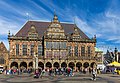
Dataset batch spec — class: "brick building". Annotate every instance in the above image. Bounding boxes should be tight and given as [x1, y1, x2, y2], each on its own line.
[0, 42, 8, 68]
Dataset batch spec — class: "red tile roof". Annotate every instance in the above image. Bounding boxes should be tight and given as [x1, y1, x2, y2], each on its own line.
[15, 21, 89, 39]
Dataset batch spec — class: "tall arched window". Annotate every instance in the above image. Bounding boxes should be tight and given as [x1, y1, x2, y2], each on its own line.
[74, 46, 78, 56]
[81, 46, 85, 56]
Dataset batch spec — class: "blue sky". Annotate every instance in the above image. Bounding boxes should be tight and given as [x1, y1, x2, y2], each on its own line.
[0, 0, 120, 53]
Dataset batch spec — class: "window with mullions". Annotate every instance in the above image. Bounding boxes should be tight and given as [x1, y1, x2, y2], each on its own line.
[81, 46, 85, 56]
[22, 45, 27, 55]
[53, 42, 58, 49]
[61, 51, 66, 57]
[74, 46, 78, 56]
[16, 44, 19, 55]
[46, 51, 52, 58]
[88, 46, 91, 56]
[68, 46, 71, 56]
[63, 42, 66, 49]
[60, 42, 66, 49]
[46, 42, 52, 49]
[30, 44, 34, 56]
[38, 45, 43, 56]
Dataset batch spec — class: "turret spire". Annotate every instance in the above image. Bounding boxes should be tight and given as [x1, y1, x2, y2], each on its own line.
[53, 10, 59, 23]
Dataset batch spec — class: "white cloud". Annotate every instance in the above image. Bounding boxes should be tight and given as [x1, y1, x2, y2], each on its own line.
[89, 10, 120, 42]
[114, 40, 120, 44]
[0, 18, 20, 35]
[0, 1, 26, 17]
[75, 16, 100, 38]
[107, 36, 120, 41]
[38, 0, 75, 20]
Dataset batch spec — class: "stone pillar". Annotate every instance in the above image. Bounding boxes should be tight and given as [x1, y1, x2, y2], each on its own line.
[52, 63, 53, 68]
[44, 62, 46, 69]
[18, 63, 20, 69]
[74, 63, 76, 71]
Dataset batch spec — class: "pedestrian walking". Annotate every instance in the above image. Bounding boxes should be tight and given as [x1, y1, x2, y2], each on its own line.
[92, 68, 97, 81]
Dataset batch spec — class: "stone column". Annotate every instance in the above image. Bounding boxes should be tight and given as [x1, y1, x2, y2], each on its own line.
[44, 62, 46, 69]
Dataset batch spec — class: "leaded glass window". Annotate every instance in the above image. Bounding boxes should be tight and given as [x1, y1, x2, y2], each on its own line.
[53, 42, 58, 49]
[38, 45, 43, 56]
[22, 44, 27, 55]
[60, 42, 66, 49]
[54, 51, 59, 58]
[74, 46, 78, 56]
[46, 42, 52, 49]
[68, 46, 71, 56]
[61, 51, 66, 57]
[81, 46, 85, 56]
[30, 44, 34, 56]
[88, 46, 91, 56]
[16, 44, 19, 55]
[46, 51, 52, 58]
[63, 42, 66, 49]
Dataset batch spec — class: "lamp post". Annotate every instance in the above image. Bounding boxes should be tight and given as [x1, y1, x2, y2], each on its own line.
[114, 48, 118, 62]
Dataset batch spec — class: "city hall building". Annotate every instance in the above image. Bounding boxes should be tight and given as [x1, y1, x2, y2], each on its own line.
[8, 14, 96, 71]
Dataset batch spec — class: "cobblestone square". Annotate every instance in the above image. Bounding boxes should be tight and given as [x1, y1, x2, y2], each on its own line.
[0, 73, 120, 83]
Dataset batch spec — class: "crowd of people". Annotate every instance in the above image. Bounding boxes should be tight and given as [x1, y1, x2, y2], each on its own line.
[1, 67, 97, 81]
[34, 67, 74, 78]
[3, 68, 33, 75]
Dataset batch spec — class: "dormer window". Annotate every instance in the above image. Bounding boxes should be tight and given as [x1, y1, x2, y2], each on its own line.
[50, 23, 60, 27]
[28, 25, 38, 38]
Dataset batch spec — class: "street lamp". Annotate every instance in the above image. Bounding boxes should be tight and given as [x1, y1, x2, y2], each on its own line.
[114, 48, 118, 62]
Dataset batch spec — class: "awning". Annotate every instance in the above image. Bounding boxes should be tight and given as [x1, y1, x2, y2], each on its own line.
[107, 61, 120, 67]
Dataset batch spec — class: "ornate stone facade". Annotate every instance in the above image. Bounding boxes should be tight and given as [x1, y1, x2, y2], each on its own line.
[8, 14, 96, 71]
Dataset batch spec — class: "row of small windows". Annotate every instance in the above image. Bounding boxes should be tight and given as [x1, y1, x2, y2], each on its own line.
[28, 34, 38, 38]
[16, 44, 43, 56]
[72, 36, 81, 39]
[46, 51, 66, 58]
[15, 44, 91, 56]
[46, 42, 66, 49]
[68, 46, 91, 56]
